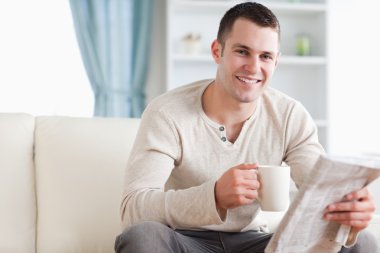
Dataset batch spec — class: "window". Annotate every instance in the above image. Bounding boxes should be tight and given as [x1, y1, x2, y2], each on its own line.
[0, 0, 93, 117]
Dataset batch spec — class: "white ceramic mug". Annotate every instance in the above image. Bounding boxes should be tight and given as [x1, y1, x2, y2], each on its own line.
[257, 165, 290, 211]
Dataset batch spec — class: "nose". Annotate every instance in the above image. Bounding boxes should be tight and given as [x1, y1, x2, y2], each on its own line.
[244, 56, 260, 74]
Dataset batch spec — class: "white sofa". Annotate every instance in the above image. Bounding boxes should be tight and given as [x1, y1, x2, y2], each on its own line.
[0, 113, 379, 253]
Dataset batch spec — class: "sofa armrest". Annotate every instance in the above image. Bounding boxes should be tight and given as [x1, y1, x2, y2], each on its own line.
[0, 113, 36, 252]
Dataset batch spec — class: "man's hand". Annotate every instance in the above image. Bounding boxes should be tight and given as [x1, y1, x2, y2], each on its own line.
[215, 164, 259, 212]
[324, 187, 376, 232]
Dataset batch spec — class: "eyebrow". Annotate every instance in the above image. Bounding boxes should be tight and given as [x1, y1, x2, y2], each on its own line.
[232, 43, 276, 56]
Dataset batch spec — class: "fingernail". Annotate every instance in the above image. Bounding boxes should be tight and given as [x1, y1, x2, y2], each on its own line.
[328, 204, 335, 211]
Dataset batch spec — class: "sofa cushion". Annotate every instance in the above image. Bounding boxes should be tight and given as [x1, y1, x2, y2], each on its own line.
[34, 116, 139, 253]
[0, 113, 36, 253]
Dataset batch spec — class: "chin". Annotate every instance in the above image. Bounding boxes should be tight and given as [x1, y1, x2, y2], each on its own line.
[236, 91, 262, 103]
[236, 95, 258, 104]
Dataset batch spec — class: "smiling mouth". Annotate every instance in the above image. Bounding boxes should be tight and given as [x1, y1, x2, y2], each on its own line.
[236, 76, 262, 85]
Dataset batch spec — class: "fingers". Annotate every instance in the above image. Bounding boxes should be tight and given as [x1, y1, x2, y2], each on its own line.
[243, 171, 258, 180]
[326, 199, 375, 213]
[325, 211, 373, 221]
[324, 211, 372, 231]
[344, 187, 372, 201]
[241, 179, 260, 190]
[238, 188, 258, 200]
[324, 187, 376, 232]
[235, 167, 260, 189]
[327, 187, 375, 213]
[229, 169, 260, 195]
[229, 164, 258, 182]
[229, 190, 259, 207]
[232, 164, 260, 200]
[215, 164, 260, 210]
[237, 163, 259, 170]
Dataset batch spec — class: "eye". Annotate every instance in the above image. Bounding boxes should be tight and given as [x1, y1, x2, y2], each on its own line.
[236, 49, 248, 56]
[261, 54, 273, 61]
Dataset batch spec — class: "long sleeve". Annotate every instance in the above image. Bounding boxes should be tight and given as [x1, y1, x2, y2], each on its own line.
[282, 102, 364, 248]
[120, 108, 224, 229]
[119, 82, 329, 233]
[283, 101, 325, 188]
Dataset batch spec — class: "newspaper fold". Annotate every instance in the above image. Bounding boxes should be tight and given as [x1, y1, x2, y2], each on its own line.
[265, 155, 380, 253]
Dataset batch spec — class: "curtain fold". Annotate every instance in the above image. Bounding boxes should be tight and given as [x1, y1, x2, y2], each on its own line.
[131, 0, 153, 117]
[69, 0, 154, 117]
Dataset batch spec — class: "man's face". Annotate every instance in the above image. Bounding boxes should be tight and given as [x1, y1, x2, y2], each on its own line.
[212, 18, 279, 104]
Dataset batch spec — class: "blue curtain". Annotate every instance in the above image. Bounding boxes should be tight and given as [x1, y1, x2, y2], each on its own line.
[69, 0, 154, 117]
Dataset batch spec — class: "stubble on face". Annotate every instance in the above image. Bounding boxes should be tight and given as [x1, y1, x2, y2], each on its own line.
[213, 19, 279, 106]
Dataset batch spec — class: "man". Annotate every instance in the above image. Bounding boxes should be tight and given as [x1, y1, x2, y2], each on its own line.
[115, 2, 378, 252]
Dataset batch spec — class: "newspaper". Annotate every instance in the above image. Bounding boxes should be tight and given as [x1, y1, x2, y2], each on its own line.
[265, 155, 380, 253]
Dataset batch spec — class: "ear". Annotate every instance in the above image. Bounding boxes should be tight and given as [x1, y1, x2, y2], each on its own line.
[211, 39, 222, 64]
[274, 51, 281, 69]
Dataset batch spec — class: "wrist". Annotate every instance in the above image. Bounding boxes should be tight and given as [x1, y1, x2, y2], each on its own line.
[214, 181, 227, 220]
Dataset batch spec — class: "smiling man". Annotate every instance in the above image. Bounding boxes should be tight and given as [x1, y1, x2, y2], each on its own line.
[115, 2, 379, 253]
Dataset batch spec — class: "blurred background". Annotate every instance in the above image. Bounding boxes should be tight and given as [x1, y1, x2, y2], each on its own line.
[0, 0, 379, 211]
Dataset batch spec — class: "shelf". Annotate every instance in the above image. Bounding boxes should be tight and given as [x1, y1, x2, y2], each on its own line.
[172, 0, 327, 14]
[279, 56, 326, 65]
[172, 54, 326, 65]
[167, 0, 329, 150]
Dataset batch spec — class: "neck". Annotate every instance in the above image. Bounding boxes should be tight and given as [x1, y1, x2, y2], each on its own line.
[202, 81, 257, 126]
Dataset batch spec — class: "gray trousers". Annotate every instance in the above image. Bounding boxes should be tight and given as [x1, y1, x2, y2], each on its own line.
[115, 221, 379, 253]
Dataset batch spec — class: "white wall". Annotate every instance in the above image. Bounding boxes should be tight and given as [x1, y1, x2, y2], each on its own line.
[329, 0, 380, 213]
[0, 1, 93, 117]
[146, 1, 380, 213]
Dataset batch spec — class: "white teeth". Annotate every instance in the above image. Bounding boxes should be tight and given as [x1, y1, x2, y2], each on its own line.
[237, 76, 260, 84]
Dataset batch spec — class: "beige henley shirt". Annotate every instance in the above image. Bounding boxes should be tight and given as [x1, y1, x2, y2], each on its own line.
[120, 79, 325, 232]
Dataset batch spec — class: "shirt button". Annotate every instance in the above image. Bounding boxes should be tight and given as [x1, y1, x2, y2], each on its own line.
[219, 126, 225, 131]
[221, 136, 227, 142]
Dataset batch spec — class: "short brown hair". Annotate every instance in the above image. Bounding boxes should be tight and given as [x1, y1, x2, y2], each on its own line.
[217, 2, 280, 48]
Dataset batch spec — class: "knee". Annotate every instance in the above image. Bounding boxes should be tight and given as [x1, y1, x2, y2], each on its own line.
[115, 221, 174, 253]
[353, 230, 379, 253]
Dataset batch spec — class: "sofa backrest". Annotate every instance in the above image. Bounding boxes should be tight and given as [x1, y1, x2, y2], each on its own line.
[34, 116, 140, 253]
[0, 114, 36, 253]
[2, 113, 379, 251]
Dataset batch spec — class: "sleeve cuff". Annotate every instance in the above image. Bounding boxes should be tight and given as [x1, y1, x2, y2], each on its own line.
[165, 180, 225, 229]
